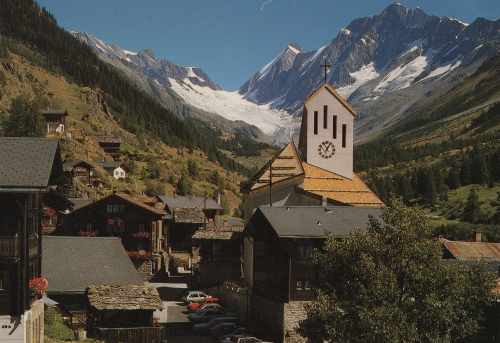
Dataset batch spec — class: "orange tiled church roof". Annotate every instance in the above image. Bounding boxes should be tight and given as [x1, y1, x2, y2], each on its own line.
[301, 162, 384, 207]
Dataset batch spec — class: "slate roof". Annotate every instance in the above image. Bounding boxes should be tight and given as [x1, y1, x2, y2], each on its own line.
[301, 162, 384, 207]
[71, 198, 94, 210]
[41, 109, 68, 121]
[158, 195, 223, 211]
[89, 135, 124, 143]
[87, 285, 163, 311]
[441, 238, 500, 261]
[254, 206, 383, 238]
[0, 137, 63, 191]
[63, 160, 94, 169]
[173, 207, 206, 223]
[192, 223, 244, 240]
[42, 236, 144, 292]
[97, 160, 126, 169]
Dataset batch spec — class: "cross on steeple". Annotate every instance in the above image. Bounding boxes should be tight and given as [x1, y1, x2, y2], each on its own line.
[320, 55, 331, 84]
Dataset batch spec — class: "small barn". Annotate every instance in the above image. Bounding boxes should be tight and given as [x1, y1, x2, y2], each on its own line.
[41, 109, 68, 133]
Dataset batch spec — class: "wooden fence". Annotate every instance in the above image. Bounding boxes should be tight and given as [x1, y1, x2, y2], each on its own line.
[96, 326, 164, 343]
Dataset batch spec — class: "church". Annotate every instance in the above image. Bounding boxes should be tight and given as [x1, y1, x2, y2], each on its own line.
[239, 78, 383, 342]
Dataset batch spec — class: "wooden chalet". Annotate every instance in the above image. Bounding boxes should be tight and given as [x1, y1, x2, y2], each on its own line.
[41, 188, 74, 235]
[157, 195, 223, 271]
[41, 109, 68, 134]
[191, 220, 244, 288]
[0, 137, 65, 343]
[60, 193, 167, 280]
[89, 135, 124, 160]
[158, 195, 223, 223]
[63, 160, 94, 184]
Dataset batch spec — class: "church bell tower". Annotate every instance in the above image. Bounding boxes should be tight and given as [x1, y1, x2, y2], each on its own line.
[298, 57, 356, 179]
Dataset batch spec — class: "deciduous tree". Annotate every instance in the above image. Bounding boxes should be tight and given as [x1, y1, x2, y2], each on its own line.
[297, 197, 496, 343]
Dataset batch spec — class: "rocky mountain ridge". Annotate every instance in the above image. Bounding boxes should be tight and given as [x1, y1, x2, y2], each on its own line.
[73, 3, 500, 144]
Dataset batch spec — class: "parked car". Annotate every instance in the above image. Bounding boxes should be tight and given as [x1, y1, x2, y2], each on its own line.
[219, 327, 253, 343]
[193, 316, 239, 334]
[182, 290, 212, 304]
[187, 297, 220, 312]
[224, 337, 274, 343]
[188, 308, 238, 323]
[210, 321, 240, 336]
[194, 303, 222, 314]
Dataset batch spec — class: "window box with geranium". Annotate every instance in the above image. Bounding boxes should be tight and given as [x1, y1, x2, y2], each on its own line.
[126, 250, 151, 261]
[29, 277, 48, 297]
[132, 231, 150, 239]
[107, 217, 123, 233]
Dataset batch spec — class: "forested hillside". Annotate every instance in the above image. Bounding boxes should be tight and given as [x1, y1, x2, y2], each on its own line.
[0, 0, 273, 175]
[0, 0, 280, 216]
[354, 53, 500, 242]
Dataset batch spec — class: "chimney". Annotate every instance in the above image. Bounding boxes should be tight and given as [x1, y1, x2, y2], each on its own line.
[474, 231, 482, 242]
[321, 196, 327, 206]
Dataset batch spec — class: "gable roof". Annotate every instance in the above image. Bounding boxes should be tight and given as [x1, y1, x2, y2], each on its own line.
[42, 236, 144, 292]
[252, 206, 383, 238]
[300, 162, 384, 207]
[158, 195, 222, 211]
[240, 141, 305, 194]
[192, 222, 244, 240]
[63, 160, 94, 169]
[0, 137, 63, 192]
[97, 160, 126, 169]
[173, 207, 206, 223]
[303, 83, 357, 117]
[441, 238, 500, 261]
[89, 135, 124, 144]
[87, 285, 163, 311]
[71, 193, 167, 215]
[41, 109, 68, 121]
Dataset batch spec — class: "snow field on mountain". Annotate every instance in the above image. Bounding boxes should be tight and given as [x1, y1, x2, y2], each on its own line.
[169, 77, 298, 136]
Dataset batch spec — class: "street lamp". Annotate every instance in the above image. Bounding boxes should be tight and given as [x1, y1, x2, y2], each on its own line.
[285, 331, 291, 343]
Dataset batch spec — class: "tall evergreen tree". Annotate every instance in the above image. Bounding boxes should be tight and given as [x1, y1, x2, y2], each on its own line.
[461, 187, 481, 224]
[3, 93, 47, 137]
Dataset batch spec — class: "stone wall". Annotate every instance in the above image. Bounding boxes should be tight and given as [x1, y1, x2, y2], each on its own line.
[132, 255, 163, 281]
[283, 301, 308, 343]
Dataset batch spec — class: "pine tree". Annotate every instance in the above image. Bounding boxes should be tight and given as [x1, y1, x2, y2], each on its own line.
[461, 187, 481, 224]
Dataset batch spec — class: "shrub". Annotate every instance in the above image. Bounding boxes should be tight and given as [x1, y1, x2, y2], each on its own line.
[44, 307, 75, 340]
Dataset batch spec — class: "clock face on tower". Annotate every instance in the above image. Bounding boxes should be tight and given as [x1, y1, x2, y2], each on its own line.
[318, 141, 335, 159]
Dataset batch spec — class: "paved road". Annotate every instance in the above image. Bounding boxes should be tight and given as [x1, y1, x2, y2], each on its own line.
[146, 277, 218, 343]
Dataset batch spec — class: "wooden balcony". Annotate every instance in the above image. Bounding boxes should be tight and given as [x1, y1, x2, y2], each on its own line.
[0, 236, 18, 257]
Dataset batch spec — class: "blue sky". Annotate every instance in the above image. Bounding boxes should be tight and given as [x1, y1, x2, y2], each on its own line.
[37, 0, 500, 91]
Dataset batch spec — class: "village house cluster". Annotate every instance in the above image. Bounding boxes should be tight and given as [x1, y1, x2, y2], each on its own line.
[2, 80, 500, 343]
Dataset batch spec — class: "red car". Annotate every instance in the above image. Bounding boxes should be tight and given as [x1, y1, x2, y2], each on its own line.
[187, 297, 219, 312]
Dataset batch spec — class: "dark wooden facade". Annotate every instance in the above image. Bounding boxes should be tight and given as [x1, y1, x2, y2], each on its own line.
[248, 210, 321, 303]
[61, 193, 165, 253]
[89, 136, 124, 161]
[0, 193, 43, 316]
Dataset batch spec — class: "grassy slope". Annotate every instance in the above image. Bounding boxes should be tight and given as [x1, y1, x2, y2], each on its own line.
[0, 51, 249, 214]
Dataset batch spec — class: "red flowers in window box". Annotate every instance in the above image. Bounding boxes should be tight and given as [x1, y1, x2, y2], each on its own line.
[43, 206, 56, 217]
[132, 231, 150, 239]
[29, 277, 48, 296]
[126, 250, 151, 260]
